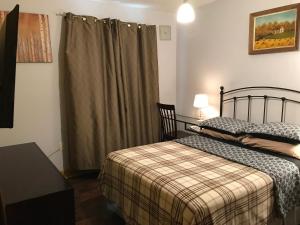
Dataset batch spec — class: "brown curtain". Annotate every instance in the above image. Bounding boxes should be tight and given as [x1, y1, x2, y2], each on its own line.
[61, 14, 160, 171]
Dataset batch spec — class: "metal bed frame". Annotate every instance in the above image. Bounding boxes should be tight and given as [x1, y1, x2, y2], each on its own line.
[219, 86, 300, 123]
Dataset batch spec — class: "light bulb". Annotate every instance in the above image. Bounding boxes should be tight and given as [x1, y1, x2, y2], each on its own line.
[177, 2, 195, 24]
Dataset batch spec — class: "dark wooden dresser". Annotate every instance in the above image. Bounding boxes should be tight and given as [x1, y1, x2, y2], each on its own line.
[0, 143, 75, 225]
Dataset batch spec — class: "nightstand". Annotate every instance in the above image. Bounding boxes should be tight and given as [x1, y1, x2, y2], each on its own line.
[175, 114, 202, 134]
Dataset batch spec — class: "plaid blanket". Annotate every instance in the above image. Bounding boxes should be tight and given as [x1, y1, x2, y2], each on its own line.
[99, 140, 274, 225]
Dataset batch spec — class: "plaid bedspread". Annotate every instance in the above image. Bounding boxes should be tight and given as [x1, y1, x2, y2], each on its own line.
[99, 141, 274, 225]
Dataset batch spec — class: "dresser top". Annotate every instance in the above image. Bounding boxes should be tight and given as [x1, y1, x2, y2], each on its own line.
[0, 143, 71, 205]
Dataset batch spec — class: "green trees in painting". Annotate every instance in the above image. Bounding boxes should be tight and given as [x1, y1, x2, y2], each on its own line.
[255, 21, 295, 41]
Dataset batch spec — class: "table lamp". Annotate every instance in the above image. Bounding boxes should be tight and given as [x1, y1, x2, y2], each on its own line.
[193, 94, 208, 121]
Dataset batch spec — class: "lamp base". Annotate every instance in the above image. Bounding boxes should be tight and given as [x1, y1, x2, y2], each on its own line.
[198, 109, 206, 121]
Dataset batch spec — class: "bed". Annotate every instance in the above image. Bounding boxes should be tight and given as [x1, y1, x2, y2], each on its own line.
[99, 86, 300, 225]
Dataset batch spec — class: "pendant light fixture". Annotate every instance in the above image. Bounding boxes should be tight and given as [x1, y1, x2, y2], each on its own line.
[177, 0, 195, 24]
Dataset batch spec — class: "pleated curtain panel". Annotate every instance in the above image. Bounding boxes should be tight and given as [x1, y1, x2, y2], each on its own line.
[62, 13, 160, 171]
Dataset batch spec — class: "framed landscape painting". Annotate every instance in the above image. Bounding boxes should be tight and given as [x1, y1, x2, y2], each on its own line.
[249, 4, 300, 54]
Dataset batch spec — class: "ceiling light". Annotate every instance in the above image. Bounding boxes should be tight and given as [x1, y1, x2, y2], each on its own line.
[177, 1, 195, 24]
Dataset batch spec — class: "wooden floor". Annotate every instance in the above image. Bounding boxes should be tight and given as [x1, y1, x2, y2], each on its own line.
[70, 176, 125, 225]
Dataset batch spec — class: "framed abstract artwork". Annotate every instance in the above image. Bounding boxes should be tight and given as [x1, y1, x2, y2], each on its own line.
[0, 11, 52, 63]
[249, 4, 300, 55]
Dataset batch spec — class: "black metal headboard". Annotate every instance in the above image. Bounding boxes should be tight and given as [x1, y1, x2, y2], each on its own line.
[220, 86, 300, 123]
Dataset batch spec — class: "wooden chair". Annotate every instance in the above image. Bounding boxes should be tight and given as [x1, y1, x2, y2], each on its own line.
[157, 103, 191, 141]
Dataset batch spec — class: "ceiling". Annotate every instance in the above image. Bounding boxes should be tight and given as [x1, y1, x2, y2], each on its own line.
[96, 0, 216, 11]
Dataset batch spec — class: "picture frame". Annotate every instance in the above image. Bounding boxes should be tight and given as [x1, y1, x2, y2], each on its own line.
[159, 25, 171, 41]
[249, 3, 300, 55]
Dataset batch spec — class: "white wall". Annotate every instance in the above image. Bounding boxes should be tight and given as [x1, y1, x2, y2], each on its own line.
[0, 0, 177, 170]
[177, 0, 300, 121]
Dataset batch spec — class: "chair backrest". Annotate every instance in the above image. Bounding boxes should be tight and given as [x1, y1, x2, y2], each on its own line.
[157, 103, 177, 141]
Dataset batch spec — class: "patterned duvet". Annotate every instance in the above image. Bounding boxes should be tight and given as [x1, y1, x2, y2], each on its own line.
[99, 140, 275, 225]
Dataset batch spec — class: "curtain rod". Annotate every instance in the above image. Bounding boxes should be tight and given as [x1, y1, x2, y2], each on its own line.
[56, 12, 89, 21]
[56, 12, 66, 17]
[56, 12, 86, 18]
[55, 12, 144, 28]
[56, 12, 103, 22]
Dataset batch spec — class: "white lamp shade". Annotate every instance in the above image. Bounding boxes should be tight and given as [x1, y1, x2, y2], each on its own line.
[177, 2, 195, 24]
[193, 94, 208, 109]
